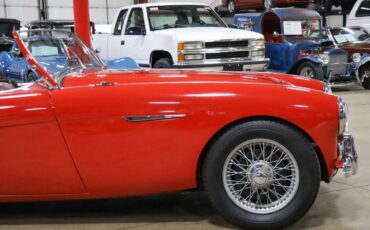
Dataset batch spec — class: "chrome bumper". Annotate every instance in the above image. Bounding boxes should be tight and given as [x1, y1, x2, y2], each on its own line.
[338, 133, 358, 178]
[173, 58, 270, 71]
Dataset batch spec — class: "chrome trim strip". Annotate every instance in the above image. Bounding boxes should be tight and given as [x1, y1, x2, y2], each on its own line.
[123, 114, 186, 122]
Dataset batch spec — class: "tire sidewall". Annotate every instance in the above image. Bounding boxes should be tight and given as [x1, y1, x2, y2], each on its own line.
[204, 122, 320, 229]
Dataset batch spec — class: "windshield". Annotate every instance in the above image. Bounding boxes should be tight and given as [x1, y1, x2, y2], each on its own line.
[19, 30, 105, 82]
[283, 19, 321, 39]
[330, 27, 370, 44]
[147, 5, 226, 30]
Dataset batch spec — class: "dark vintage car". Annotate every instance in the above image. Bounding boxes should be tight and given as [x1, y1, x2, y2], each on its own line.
[0, 29, 358, 230]
[0, 18, 20, 52]
[221, 0, 313, 14]
[324, 26, 370, 88]
[233, 8, 360, 87]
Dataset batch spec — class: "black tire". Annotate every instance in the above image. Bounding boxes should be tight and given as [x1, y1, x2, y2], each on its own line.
[297, 61, 324, 81]
[359, 64, 370, 90]
[27, 72, 37, 82]
[203, 120, 321, 230]
[227, 0, 236, 14]
[153, 57, 173, 69]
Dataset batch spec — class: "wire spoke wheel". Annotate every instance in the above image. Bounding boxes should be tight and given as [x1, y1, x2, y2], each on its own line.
[223, 138, 299, 214]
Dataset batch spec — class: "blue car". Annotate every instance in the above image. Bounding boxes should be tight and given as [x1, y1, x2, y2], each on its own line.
[0, 35, 139, 83]
[233, 8, 361, 86]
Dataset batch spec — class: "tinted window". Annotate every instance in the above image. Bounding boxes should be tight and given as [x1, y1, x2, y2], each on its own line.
[356, 0, 370, 17]
[113, 9, 128, 35]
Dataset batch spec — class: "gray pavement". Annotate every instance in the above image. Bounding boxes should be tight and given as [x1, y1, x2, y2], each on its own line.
[0, 85, 368, 230]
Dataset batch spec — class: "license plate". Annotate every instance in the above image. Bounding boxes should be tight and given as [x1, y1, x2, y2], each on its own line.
[223, 64, 243, 71]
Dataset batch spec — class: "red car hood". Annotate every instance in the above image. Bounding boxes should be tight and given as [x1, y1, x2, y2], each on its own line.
[62, 69, 324, 92]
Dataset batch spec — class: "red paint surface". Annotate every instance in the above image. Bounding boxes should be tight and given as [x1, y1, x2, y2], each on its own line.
[0, 68, 340, 201]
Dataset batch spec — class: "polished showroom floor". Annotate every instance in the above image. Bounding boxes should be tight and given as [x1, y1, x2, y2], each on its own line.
[0, 85, 369, 230]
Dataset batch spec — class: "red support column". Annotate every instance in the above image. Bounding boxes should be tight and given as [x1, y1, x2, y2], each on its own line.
[73, 0, 92, 48]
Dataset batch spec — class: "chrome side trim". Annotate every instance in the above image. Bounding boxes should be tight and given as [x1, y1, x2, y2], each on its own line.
[123, 114, 186, 122]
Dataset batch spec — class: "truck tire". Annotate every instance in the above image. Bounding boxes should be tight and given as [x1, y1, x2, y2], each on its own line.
[359, 64, 370, 90]
[297, 61, 324, 81]
[153, 58, 173, 69]
[203, 120, 321, 230]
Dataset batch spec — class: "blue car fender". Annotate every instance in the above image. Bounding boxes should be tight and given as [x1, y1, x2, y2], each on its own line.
[288, 55, 323, 74]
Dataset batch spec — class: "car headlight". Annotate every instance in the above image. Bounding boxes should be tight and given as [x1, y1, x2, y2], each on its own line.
[352, 53, 361, 64]
[319, 53, 330, 65]
[178, 42, 203, 50]
[249, 40, 265, 47]
[338, 98, 349, 135]
[251, 50, 265, 58]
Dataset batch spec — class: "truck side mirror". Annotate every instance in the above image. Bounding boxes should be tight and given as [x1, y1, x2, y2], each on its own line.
[127, 27, 146, 35]
[11, 48, 21, 57]
[273, 31, 280, 37]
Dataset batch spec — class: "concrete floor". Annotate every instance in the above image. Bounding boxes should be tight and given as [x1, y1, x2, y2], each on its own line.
[0, 85, 369, 230]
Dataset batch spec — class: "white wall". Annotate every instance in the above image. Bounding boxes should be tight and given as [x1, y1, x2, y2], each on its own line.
[0, 0, 39, 23]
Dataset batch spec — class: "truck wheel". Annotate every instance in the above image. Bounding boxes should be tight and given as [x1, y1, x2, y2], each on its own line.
[297, 61, 324, 81]
[360, 65, 370, 90]
[227, 0, 236, 14]
[203, 120, 321, 230]
[153, 58, 173, 69]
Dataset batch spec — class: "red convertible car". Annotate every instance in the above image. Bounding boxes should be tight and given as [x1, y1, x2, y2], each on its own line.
[222, 0, 314, 14]
[0, 30, 358, 230]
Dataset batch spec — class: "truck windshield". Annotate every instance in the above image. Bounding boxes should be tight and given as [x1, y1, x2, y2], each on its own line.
[147, 5, 226, 30]
[282, 19, 321, 39]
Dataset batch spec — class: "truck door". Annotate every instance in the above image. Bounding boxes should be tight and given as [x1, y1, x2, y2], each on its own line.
[108, 8, 149, 66]
[107, 9, 129, 60]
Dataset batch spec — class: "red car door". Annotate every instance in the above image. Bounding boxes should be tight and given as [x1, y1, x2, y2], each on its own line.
[50, 81, 205, 198]
[0, 84, 86, 195]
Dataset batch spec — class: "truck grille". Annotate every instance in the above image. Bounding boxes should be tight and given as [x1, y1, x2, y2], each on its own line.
[205, 40, 249, 49]
[206, 51, 249, 59]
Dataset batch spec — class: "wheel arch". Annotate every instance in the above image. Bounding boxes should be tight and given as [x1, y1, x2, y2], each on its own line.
[150, 50, 173, 67]
[288, 58, 321, 75]
[196, 115, 329, 190]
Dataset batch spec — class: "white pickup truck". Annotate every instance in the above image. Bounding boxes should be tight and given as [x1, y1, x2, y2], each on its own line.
[92, 2, 269, 71]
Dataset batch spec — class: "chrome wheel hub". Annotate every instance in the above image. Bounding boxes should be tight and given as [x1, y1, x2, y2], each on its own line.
[223, 139, 299, 214]
[248, 161, 274, 188]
